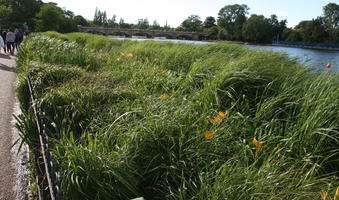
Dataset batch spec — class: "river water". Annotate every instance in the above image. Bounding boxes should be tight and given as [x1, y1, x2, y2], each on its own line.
[246, 45, 339, 71]
[116, 37, 339, 71]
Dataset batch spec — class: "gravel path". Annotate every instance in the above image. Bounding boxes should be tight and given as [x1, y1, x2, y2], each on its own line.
[0, 53, 27, 200]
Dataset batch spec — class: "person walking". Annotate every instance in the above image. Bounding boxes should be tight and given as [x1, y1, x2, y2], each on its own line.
[0, 35, 4, 54]
[14, 29, 23, 51]
[1, 30, 7, 53]
[6, 29, 15, 55]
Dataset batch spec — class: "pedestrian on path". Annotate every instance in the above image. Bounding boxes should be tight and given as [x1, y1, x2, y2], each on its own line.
[0, 35, 4, 54]
[15, 29, 23, 51]
[6, 29, 15, 55]
[1, 30, 6, 53]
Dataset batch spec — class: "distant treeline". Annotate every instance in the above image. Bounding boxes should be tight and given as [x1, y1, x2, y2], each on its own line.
[0, 0, 338, 43]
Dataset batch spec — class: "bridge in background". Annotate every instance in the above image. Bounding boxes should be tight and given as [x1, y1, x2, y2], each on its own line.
[78, 26, 202, 40]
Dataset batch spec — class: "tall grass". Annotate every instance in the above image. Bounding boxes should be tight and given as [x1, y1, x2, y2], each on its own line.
[15, 32, 339, 199]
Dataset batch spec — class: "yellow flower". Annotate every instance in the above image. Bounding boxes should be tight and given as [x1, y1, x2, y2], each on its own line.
[253, 137, 265, 152]
[126, 53, 133, 58]
[242, 94, 246, 100]
[334, 187, 339, 200]
[204, 130, 214, 139]
[120, 52, 125, 56]
[160, 94, 167, 100]
[218, 111, 227, 119]
[154, 58, 158, 62]
[321, 191, 328, 200]
[321, 187, 339, 200]
[116, 57, 120, 62]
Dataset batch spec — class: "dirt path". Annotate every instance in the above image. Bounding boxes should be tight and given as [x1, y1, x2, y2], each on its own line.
[0, 53, 26, 200]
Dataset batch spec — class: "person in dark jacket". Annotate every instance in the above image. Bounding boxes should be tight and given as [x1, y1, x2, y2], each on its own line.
[15, 29, 24, 50]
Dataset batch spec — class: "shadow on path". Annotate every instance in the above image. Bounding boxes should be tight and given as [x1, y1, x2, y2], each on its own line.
[0, 53, 12, 60]
[0, 63, 15, 73]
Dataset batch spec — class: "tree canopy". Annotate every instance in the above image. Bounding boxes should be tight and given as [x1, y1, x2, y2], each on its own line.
[218, 4, 249, 40]
[203, 16, 216, 28]
[0, 0, 42, 30]
[323, 3, 339, 42]
[242, 14, 272, 43]
[178, 14, 203, 32]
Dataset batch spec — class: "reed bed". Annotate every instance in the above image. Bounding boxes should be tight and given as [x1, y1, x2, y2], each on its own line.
[15, 32, 339, 200]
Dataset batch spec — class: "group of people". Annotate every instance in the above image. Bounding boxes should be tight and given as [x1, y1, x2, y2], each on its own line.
[0, 29, 25, 56]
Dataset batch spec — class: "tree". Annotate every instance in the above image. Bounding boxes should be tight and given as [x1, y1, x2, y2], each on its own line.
[60, 9, 77, 33]
[108, 14, 117, 28]
[294, 18, 328, 42]
[35, 3, 64, 31]
[323, 3, 339, 42]
[119, 18, 131, 28]
[93, 7, 101, 25]
[217, 27, 228, 40]
[74, 15, 89, 26]
[282, 28, 302, 41]
[218, 4, 249, 40]
[180, 14, 202, 32]
[93, 7, 107, 26]
[151, 20, 160, 30]
[203, 26, 218, 40]
[203, 16, 216, 28]
[0, 0, 42, 30]
[0, 3, 13, 27]
[135, 18, 149, 29]
[242, 14, 272, 43]
[268, 14, 287, 41]
[34, 3, 77, 33]
[102, 11, 108, 27]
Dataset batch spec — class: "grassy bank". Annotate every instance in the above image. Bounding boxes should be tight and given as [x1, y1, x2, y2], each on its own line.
[16, 32, 339, 199]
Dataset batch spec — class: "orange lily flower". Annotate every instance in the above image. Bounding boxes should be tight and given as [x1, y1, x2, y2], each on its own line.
[253, 137, 265, 152]
[160, 94, 167, 100]
[204, 130, 214, 139]
[218, 111, 228, 118]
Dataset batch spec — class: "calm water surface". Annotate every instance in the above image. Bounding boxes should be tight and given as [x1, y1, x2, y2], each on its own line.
[116, 37, 339, 71]
[247, 45, 339, 71]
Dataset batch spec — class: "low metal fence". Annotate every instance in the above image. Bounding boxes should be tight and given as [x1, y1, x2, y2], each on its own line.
[27, 74, 60, 200]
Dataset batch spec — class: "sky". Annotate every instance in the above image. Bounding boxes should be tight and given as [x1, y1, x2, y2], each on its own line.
[42, 0, 338, 28]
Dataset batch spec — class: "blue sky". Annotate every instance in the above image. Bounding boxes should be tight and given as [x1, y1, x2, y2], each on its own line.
[42, 0, 338, 28]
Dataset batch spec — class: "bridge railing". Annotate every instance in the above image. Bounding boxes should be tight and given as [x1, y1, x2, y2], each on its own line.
[77, 25, 201, 35]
